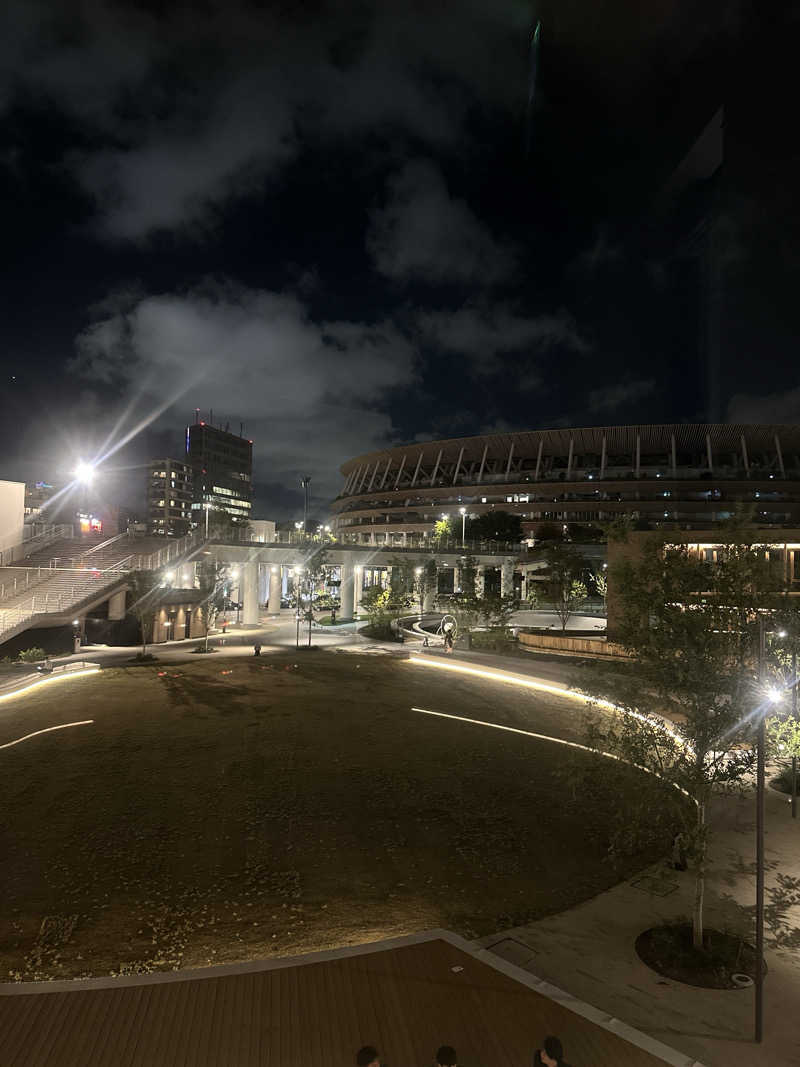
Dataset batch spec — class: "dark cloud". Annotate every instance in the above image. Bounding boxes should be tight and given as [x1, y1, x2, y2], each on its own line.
[727, 388, 800, 426]
[417, 302, 587, 374]
[587, 379, 655, 412]
[367, 160, 517, 284]
[2, 1, 528, 242]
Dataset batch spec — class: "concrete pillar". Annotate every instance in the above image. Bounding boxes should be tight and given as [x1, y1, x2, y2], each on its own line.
[423, 564, 437, 612]
[453, 561, 461, 593]
[500, 559, 515, 599]
[242, 560, 259, 625]
[476, 566, 486, 597]
[108, 588, 126, 621]
[354, 566, 364, 615]
[340, 562, 355, 620]
[268, 566, 281, 614]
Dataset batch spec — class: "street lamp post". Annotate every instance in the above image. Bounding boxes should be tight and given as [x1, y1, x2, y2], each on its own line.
[459, 506, 466, 548]
[294, 567, 302, 650]
[756, 615, 766, 1044]
[792, 647, 798, 820]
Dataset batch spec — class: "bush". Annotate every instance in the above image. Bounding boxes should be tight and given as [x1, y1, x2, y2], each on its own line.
[469, 628, 518, 654]
[18, 647, 47, 663]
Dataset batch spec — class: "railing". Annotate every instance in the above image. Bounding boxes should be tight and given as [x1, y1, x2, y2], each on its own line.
[134, 528, 204, 571]
[0, 566, 46, 603]
[0, 524, 74, 567]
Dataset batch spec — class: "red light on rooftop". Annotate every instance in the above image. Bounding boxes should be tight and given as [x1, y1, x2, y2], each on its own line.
[200, 421, 205, 425]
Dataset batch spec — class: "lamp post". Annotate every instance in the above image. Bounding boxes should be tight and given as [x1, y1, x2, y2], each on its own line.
[756, 615, 766, 1044]
[293, 567, 302, 650]
[459, 506, 466, 548]
[756, 618, 785, 1043]
[415, 566, 423, 616]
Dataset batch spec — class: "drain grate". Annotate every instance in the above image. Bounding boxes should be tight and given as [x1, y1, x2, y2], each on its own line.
[629, 875, 679, 897]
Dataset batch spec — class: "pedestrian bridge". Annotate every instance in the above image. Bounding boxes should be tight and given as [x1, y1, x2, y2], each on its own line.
[0, 528, 521, 647]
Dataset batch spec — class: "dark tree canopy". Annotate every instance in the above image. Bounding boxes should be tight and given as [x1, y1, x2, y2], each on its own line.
[466, 511, 523, 543]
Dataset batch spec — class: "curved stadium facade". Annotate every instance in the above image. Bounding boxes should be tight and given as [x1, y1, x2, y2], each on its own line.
[331, 424, 800, 545]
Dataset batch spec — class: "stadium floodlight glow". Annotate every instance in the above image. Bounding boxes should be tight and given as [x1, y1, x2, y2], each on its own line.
[74, 460, 95, 484]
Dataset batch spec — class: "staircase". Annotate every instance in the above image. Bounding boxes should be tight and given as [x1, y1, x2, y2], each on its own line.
[0, 529, 205, 648]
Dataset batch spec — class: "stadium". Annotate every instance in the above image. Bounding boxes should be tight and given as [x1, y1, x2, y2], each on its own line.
[331, 423, 800, 544]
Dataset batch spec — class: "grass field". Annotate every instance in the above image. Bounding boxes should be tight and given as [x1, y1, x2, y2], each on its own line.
[0, 651, 670, 981]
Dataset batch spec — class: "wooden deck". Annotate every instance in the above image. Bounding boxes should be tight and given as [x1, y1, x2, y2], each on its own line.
[0, 931, 689, 1066]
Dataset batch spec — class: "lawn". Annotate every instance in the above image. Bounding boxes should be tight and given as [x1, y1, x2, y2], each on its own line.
[0, 651, 670, 981]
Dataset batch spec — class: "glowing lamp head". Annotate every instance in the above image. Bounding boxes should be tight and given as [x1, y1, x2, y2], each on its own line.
[767, 686, 783, 704]
[74, 461, 94, 484]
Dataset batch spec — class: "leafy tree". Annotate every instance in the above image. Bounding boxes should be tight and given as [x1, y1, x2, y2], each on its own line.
[433, 517, 454, 545]
[476, 591, 518, 630]
[575, 523, 787, 949]
[466, 511, 523, 544]
[197, 559, 227, 652]
[534, 522, 560, 542]
[543, 545, 587, 631]
[593, 569, 608, 611]
[127, 570, 164, 656]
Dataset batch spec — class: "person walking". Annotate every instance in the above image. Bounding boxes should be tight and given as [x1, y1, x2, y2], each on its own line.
[331, 605, 337, 624]
[253, 642, 262, 657]
[534, 1035, 571, 1067]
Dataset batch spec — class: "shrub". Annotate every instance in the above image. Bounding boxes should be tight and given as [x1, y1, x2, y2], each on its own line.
[18, 647, 46, 663]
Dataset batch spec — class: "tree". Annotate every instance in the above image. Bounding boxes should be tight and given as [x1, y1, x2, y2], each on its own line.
[127, 570, 164, 656]
[197, 559, 227, 652]
[535, 522, 560, 543]
[544, 545, 587, 631]
[466, 511, 523, 544]
[432, 517, 454, 545]
[593, 569, 608, 612]
[575, 523, 786, 950]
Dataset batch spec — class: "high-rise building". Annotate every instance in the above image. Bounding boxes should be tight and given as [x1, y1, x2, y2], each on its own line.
[186, 418, 253, 525]
[147, 458, 194, 537]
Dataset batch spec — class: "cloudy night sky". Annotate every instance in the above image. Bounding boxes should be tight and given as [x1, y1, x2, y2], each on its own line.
[0, 1, 796, 520]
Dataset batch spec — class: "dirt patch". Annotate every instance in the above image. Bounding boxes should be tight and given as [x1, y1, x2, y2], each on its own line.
[1, 652, 671, 981]
[635, 923, 762, 989]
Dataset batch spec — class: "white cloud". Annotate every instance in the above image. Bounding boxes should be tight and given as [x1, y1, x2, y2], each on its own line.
[367, 160, 516, 284]
[71, 281, 418, 501]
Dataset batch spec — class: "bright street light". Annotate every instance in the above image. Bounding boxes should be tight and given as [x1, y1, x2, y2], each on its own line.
[459, 506, 466, 547]
[74, 461, 94, 484]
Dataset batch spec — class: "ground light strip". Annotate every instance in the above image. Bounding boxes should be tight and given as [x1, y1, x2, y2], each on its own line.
[406, 655, 687, 749]
[0, 666, 101, 705]
[0, 720, 94, 750]
[409, 706, 693, 802]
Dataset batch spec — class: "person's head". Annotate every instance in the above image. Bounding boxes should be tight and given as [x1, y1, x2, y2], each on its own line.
[356, 1046, 380, 1067]
[436, 1046, 457, 1066]
[538, 1036, 564, 1067]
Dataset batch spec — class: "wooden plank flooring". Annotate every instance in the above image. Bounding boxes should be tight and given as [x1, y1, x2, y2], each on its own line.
[0, 937, 671, 1066]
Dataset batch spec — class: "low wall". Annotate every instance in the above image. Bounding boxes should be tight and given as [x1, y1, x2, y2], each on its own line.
[518, 631, 630, 658]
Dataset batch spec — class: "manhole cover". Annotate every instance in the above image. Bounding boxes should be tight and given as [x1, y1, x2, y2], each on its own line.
[630, 875, 679, 897]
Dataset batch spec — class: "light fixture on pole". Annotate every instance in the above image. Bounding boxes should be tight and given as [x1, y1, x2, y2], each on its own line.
[756, 617, 783, 1044]
[459, 506, 466, 547]
[293, 566, 303, 650]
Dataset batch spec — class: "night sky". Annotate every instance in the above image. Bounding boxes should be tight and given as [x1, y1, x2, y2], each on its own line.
[1, 1, 796, 519]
